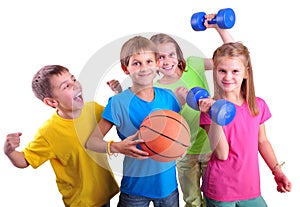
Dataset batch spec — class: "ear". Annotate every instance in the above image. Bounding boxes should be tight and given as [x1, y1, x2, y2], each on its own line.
[156, 59, 160, 66]
[244, 67, 249, 79]
[121, 64, 130, 75]
[43, 97, 58, 108]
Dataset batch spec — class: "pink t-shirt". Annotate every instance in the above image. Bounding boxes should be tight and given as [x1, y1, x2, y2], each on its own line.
[200, 111, 212, 125]
[201, 97, 271, 202]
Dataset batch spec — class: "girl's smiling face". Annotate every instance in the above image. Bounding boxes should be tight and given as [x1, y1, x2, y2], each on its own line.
[157, 42, 179, 76]
[215, 56, 248, 94]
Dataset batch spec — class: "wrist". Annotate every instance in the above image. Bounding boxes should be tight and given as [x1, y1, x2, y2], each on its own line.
[106, 140, 118, 157]
[272, 162, 285, 175]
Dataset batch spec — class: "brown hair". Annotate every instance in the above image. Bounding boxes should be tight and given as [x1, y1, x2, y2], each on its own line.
[212, 42, 259, 116]
[32, 65, 69, 101]
[150, 33, 186, 71]
[120, 36, 159, 67]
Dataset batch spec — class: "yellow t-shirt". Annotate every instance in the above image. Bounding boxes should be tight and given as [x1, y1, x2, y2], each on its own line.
[23, 102, 119, 207]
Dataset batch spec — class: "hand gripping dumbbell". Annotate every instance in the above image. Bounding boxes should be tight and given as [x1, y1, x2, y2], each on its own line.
[186, 87, 236, 126]
[191, 8, 235, 31]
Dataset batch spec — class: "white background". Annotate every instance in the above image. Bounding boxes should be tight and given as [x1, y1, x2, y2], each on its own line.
[0, 0, 298, 206]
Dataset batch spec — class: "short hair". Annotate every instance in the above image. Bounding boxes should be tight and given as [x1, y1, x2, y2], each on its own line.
[32, 65, 69, 101]
[150, 33, 186, 71]
[120, 36, 159, 67]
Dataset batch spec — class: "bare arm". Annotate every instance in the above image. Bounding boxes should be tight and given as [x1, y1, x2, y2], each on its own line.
[4, 132, 29, 168]
[215, 27, 235, 44]
[85, 118, 113, 152]
[207, 122, 229, 160]
[204, 13, 235, 43]
[258, 124, 292, 193]
[198, 98, 229, 160]
[203, 13, 235, 71]
[85, 118, 149, 159]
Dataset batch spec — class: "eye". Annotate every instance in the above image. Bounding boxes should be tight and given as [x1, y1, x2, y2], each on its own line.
[218, 69, 226, 73]
[170, 53, 176, 58]
[147, 59, 153, 64]
[71, 75, 76, 82]
[63, 84, 70, 90]
[133, 61, 141, 66]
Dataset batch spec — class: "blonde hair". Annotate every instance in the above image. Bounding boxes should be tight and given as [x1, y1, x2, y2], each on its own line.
[212, 42, 259, 116]
[120, 36, 159, 67]
[150, 33, 186, 71]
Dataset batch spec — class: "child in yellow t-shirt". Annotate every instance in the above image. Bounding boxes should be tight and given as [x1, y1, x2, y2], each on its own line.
[4, 65, 119, 207]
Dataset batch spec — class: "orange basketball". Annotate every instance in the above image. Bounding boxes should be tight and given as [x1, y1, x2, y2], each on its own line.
[139, 110, 191, 162]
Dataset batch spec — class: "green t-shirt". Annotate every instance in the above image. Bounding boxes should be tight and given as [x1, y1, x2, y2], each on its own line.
[23, 102, 119, 206]
[155, 56, 211, 154]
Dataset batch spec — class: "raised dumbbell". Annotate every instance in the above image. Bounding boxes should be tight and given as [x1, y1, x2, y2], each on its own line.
[186, 87, 236, 126]
[191, 8, 235, 31]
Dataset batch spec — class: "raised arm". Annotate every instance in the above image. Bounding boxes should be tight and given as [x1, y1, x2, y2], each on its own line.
[4, 132, 29, 168]
[204, 13, 235, 43]
[203, 13, 235, 71]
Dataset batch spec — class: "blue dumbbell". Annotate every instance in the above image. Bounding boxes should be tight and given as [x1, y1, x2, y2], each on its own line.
[191, 8, 235, 31]
[186, 87, 236, 126]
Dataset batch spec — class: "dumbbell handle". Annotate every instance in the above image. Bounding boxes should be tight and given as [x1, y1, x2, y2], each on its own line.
[186, 87, 236, 126]
[208, 19, 218, 25]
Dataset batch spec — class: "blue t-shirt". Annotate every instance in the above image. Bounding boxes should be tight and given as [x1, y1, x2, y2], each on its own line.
[102, 87, 181, 198]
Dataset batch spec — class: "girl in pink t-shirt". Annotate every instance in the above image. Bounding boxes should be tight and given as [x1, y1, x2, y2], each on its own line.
[198, 42, 292, 206]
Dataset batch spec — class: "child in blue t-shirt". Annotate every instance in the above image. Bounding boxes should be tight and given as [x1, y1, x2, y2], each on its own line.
[86, 36, 187, 207]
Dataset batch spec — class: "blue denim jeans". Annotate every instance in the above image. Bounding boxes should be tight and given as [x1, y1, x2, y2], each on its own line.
[117, 189, 179, 207]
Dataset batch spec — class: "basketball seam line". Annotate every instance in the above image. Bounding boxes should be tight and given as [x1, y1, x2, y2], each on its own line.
[140, 125, 190, 148]
[144, 114, 190, 138]
[142, 142, 181, 158]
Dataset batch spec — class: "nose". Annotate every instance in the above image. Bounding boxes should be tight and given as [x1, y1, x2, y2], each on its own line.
[224, 72, 232, 80]
[73, 81, 81, 90]
[140, 62, 152, 72]
[162, 56, 171, 65]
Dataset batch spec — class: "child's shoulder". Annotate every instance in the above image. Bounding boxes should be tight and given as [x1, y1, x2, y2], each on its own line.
[154, 86, 174, 94]
[255, 97, 267, 105]
[85, 101, 104, 109]
[154, 87, 178, 101]
[186, 56, 204, 68]
[83, 101, 105, 115]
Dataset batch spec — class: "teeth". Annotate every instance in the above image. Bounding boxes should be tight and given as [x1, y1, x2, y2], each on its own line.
[163, 66, 173, 70]
[74, 91, 82, 99]
[77, 92, 82, 97]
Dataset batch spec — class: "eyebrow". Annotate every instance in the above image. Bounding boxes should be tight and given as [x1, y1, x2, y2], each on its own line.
[58, 74, 74, 89]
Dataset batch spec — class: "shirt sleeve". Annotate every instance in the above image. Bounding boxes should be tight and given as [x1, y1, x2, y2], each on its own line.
[23, 134, 54, 169]
[257, 97, 272, 124]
